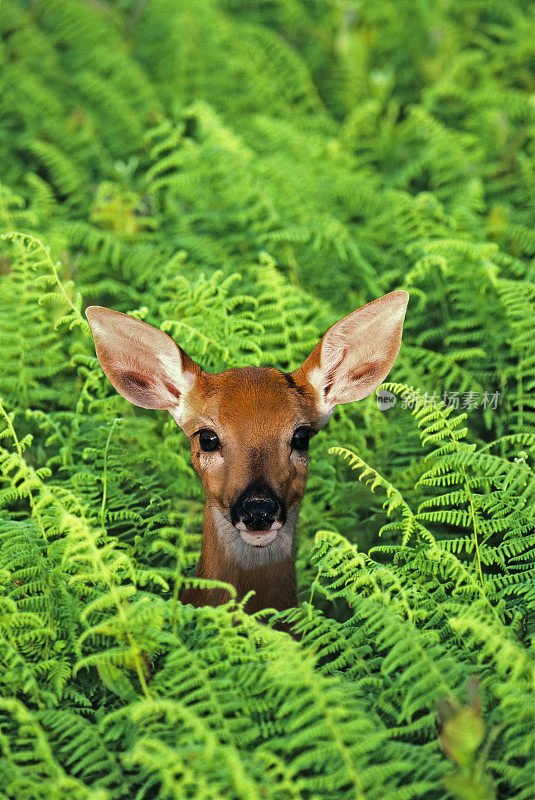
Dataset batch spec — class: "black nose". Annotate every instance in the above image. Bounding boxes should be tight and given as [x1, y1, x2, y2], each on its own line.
[231, 485, 281, 530]
[243, 496, 278, 519]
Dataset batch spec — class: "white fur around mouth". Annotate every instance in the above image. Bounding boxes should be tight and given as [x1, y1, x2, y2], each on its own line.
[235, 521, 281, 547]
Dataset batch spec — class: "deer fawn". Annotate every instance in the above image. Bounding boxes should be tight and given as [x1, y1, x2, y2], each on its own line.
[86, 290, 409, 626]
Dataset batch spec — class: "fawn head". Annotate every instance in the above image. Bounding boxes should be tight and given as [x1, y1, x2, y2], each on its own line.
[86, 290, 408, 568]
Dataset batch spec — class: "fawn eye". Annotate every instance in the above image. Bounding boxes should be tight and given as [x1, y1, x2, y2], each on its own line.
[291, 427, 311, 452]
[199, 429, 220, 452]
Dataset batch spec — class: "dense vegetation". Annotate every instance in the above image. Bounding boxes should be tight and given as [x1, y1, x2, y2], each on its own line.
[1, 1, 534, 798]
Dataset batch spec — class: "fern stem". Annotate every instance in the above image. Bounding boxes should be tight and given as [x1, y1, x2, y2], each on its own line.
[0, 399, 48, 543]
[435, 402, 485, 587]
[100, 417, 120, 529]
[461, 463, 484, 586]
[2, 232, 86, 328]
[78, 526, 152, 701]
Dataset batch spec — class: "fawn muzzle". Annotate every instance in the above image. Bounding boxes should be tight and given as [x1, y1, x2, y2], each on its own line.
[231, 482, 285, 539]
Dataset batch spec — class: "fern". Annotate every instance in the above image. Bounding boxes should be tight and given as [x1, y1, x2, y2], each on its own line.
[0, 1, 533, 797]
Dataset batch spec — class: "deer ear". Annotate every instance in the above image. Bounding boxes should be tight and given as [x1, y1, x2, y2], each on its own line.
[85, 306, 202, 426]
[291, 290, 409, 427]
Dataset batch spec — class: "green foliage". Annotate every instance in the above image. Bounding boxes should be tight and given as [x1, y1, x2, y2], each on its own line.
[0, 0, 534, 798]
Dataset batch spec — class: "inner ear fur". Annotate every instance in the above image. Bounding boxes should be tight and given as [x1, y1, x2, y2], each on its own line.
[85, 306, 202, 412]
[291, 290, 409, 422]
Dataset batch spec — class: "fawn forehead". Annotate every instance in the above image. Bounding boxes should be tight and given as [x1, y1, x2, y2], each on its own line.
[190, 366, 317, 436]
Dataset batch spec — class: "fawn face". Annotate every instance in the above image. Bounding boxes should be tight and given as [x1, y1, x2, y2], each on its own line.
[178, 365, 322, 566]
[86, 291, 408, 567]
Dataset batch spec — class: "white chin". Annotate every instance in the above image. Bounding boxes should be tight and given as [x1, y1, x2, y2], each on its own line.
[238, 528, 278, 547]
